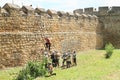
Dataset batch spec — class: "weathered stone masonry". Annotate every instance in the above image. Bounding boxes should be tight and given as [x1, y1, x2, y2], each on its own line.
[98, 6, 120, 48]
[3, 3, 119, 68]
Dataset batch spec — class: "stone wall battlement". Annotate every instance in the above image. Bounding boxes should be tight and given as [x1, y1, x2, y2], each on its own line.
[0, 3, 99, 20]
[74, 6, 120, 16]
[1, 3, 120, 19]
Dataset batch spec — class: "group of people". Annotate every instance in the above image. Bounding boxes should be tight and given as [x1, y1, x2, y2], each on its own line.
[62, 50, 77, 68]
[42, 49, 77, 76]
[43, 37, 77, 76]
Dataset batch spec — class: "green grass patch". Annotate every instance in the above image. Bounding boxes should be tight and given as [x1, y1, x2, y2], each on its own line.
[0, 67, 22, 80]
[1, 50, 120, 80]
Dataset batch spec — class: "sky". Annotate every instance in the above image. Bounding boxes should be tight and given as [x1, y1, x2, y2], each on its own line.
[0, 0, 120, 12]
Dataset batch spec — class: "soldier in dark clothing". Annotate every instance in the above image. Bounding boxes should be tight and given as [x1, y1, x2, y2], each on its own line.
[62, 52, 67, 67]
[72, 51, 77, 66]
[51, 51, 56, 67]
[66, 50, 72, 68]
[66, 53, 71, 68]
[54, 51, 60, 67]
[51, 50, 60, 67]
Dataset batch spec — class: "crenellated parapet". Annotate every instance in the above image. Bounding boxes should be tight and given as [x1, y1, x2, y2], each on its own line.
[98, 6, 120, 16]
[73, 6, 120, 16]
[0, 3, 99, 21]
[1, 3, 120, 19]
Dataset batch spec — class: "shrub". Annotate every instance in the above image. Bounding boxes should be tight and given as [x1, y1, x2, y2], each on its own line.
[15, 68, 34, 80]
[105, 43, 114, 59]
[15, 57, 47, 80]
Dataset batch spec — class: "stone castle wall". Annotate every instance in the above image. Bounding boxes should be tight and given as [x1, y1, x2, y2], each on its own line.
[0, 3, 106, 68]
[0, 14, 103, 68]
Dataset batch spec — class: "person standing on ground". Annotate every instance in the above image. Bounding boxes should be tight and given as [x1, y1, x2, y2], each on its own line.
[55, 51, 61, 67]
[66, 50, 72, 68]
[72, 51, 77, 66]
[62, 52, 67, 67]
[50, 50, 56, 67]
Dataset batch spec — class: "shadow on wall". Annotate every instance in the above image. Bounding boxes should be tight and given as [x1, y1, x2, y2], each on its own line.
[61, 39, 80, 52]
[96, 20, 105, 50]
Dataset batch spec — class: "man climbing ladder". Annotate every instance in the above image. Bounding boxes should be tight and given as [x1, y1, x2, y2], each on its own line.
[45, 37, 51, 51]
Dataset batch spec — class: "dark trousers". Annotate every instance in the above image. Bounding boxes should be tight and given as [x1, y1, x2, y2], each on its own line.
[52, 59, 56, 67]
[45, 43, 51, 51]
[66, 61, 71, 68]
[73, 58, 77, 65]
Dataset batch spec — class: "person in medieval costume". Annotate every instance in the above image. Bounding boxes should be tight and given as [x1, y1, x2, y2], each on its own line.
[72, 50, 77, 66]
[45, 37, 51, 51]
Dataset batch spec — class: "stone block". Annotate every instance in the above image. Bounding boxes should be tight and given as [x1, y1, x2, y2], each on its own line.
[98, 6, 109, 15]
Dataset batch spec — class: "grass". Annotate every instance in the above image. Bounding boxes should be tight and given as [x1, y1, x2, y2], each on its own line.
[0, 50, 120, 80]
[0, 67, 22, 80]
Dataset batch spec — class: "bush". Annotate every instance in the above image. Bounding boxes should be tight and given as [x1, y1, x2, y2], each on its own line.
[105, 43, 114, 59]
[15, 68, 34, 80]
[15, 58, 47, 80]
